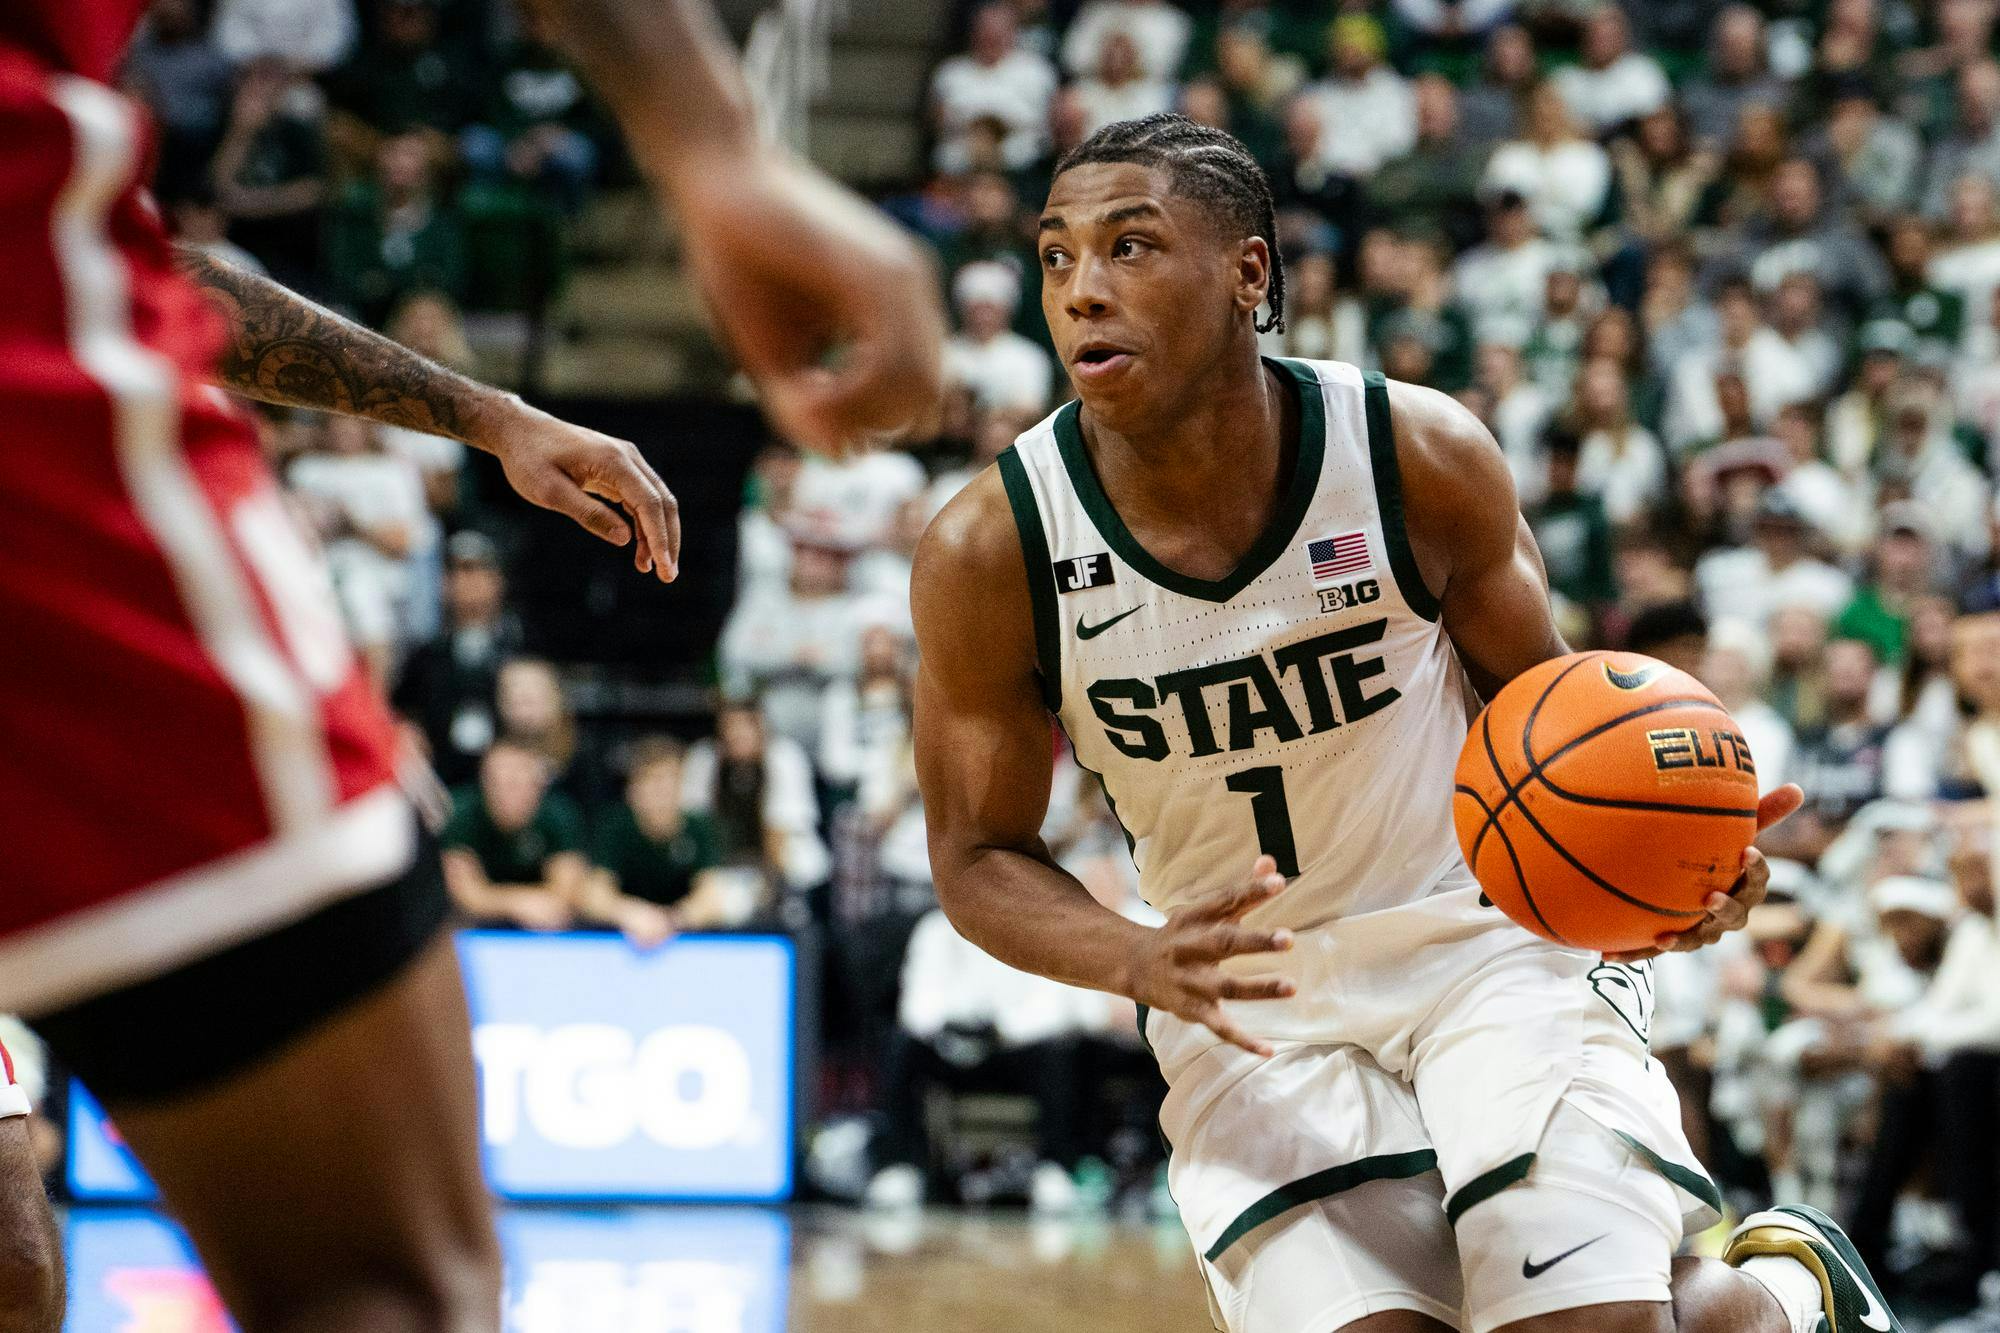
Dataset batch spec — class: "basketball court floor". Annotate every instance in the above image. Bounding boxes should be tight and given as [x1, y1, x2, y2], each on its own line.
[63, 1204, 1212, 1331]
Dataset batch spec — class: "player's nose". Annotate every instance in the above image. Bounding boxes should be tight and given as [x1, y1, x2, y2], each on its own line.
[1063, 252, 1117, 320]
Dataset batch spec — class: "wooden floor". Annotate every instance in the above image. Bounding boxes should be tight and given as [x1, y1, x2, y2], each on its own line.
[788, 1207, 1212, 1332]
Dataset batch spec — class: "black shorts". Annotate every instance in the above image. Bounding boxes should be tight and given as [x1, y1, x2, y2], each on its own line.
[31, 816, 449, 1105]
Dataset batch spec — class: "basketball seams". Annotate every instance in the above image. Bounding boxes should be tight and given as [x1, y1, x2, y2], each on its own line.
[1456, 783, 1564, 944]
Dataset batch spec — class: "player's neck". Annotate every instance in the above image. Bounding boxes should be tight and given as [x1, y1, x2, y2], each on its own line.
[1078, 348, 1288, 529]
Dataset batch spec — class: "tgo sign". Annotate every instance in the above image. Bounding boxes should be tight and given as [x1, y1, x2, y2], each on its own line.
[68, 932, 797, 1203]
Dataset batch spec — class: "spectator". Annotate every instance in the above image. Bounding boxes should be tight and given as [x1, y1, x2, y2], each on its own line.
[1454, 189, 1563, 348]
[932, 2, 1059, 174]
[1766, 604, 1833, 732]
[1550, 6, 1670, 137]
[1482, 80, 1612, 241]
[1475, 341, 1554, 497]
[285, 413, 434, 678]
[1812, 84, 1921, 223]
[1457, 24, 1536, 154]
[1782, 637, 1896, 859]
[1770, 402, 1870, 554]
[582, 737, 723, 949]
[323, 129, 467, 324]
[1833, 503, 1939, 664]
[865, 905, 1111, 1213]
[1303, 16, 1416, 178]
[792, 445, 930, 552]
[1702, 618, 1799, 791]
[1876, 214, 1964, 351]
[1526, 427, 1618, 614]
[1825, 319, 1915, 475]
[944, 261, 1054, 415]
[1260, 250, 1367, 364]
[1268, 98, 1363, 249]
[820, 625, 914, 790]
[212, 0, 356, 71]
[1683, 6, 1788, 151]
[1365, 76, 1487, 252]
[1072, 29, 1173, 136]
[1709, 103, 1790, 236]
[1920, 60, 2000, 220]
[1571, 356, 1668, 525]
[168, 188, 265, 275]
[494, 656, 597, 807]
[1665, 276, 1817, 452]
[1734, 157, 1890, 316]
[1060, 0, 1192, 83]
[1868, 379, 1990, 559]
[1767, 271, 1843, 399]
[1390, 0, 1518, 47]
[440, 736, 585, 931]
[1607, 104, 1720, 257]
[1695, 489, 1855, 628]
[392, 529, 522, 787]
[125, 0, 238, 201]
[209, 58, 330, 292]
[459, 3, 606, 211]
[682, 697, 830, 895]
[1926, 172, 2000, 323]
[329, 0, 476, 135]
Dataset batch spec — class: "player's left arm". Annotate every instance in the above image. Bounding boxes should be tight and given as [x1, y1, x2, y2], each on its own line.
[1388, 380, 1802, 961]
[171, 245, 679, 581]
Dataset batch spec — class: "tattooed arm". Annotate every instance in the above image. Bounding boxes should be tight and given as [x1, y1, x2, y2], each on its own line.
[173, 246, 679, 580]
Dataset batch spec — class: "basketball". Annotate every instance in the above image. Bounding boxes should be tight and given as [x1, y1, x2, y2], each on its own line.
[1452, 651, 1762, 953]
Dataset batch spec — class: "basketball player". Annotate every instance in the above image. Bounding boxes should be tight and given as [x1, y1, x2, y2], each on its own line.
[0, 0, 942, 1328]
[912, 115, 1897, 1333]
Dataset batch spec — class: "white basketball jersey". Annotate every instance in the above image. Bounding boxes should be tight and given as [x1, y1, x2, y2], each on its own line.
[1000, 358, 1479, 932]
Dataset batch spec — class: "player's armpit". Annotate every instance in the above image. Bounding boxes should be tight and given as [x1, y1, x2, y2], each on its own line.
[1388, 381, 1569, 699]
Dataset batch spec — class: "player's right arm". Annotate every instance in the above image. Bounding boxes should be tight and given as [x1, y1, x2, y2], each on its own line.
[531, 0, 946, 458]
[912, 473, 1297, 1056]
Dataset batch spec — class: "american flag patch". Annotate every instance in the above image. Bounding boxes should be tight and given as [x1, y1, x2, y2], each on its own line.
[1306, 531, 1371, 583]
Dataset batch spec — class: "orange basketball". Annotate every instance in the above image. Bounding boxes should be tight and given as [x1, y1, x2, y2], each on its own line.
[1451, 651, 1761, 953]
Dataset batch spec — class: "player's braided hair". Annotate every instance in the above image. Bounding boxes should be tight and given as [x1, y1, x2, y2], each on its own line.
[1053, 113, 1286, 334]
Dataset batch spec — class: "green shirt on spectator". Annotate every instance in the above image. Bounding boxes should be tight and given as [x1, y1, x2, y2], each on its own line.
[592, 807, 720, 908]
[1832, 587, 1907, 665]
[442, 786, 586, 885]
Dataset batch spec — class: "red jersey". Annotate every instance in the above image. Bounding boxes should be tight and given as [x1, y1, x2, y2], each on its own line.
[0, 13, 410, 1015]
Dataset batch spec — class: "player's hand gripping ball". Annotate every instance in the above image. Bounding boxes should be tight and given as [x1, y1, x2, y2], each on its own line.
[1453, 651, 1768, 954]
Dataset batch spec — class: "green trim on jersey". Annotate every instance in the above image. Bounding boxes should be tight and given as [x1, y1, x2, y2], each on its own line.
[1445, 1151, 1535, 1225]
[998, 446, 1063, 712]
[1615, 1131, 1723, 1215]
[1363, 372, 1442, 623]
[1050, 357, 1327, 605]
[1202, 1149, 1440, 1263]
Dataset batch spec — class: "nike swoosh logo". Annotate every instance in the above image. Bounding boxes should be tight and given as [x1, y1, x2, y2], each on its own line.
[1522, 1234, 1608, 1279]
[1077, 607, 1142, 640]
[1603, 661, 1664, 690]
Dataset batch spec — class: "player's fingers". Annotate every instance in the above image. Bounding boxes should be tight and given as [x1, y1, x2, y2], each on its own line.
[1704, 888, 1751, 932]
[600, 448, 679, 582]
[1210, 973, 1298, 1002]
[1172, 923, 1294, 964]
[1194, 1005, 1274, 1058]
[1729, 846, 1770, 908]
[1187, 857, 1286, 922]
[532, 471, 633, 547]
[1604, 946, 1664, 963]
[1755, 783, 1805, 832]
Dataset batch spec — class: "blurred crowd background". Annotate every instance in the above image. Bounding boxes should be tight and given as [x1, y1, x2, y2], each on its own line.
[61, 0, 2000, 1321]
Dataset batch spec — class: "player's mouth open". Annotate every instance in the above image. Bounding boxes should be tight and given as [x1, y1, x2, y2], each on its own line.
[1072, 344, 1136, 379]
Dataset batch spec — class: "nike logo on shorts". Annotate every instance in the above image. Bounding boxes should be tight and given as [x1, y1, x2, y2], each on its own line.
[1521, 1234, 1608, 1279]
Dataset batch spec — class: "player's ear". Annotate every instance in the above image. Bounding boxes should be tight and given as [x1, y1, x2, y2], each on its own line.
[1235, 236, 1270, 317]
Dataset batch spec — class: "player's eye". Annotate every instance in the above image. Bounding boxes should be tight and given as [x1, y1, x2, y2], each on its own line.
[1041, 247, 1071, 271]
[1114, 236, 1150, 258]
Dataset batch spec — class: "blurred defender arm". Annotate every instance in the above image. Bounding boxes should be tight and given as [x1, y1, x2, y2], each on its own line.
[171, 245, 679, 579]
[528, 0, 947, 458]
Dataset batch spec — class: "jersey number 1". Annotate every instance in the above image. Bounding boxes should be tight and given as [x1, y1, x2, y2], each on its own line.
[1225, 766, 1299, 878]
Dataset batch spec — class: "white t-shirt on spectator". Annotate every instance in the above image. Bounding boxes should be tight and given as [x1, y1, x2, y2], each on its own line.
[1929, 237, 2000, 321]
[1693, 547, 1854, 627]
[1074, 76, 1176, 136]
[1492, 382, 1554, 505]
[737, 508, 793, 600]
[213, 0, 356, 70]
[932, 49, 1060, 172]
[1576, 426, 1667, 525]
[377, 424, 466, 483]
[1734, 699, 1797, 793]
[898, 909, 1106, 1046]
[1663, 333, 1817, 450]
[946, 330, 1055, 414]
[287, 450, 433, 647]
[1482, 139, 1612, 239]
[1776, 461, 1871, 556]
[1061, 0, 1193, 81]
[791, 452, 928, 548]
[1306, 71, 1417, 177]
[680, 735, 830, 890]
[1453, 238, 1560, 347]
[1550, 54, 1670, 135]
[1891, 913, 2000, 1061]
[719, 586, 902, 752]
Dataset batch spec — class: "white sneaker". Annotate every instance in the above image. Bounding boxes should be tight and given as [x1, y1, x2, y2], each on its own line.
[1030, 1161, 1079, 1215]
[864, 1163, 923, 1210]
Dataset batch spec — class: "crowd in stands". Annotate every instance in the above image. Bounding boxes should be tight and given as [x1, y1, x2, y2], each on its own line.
[102, 0, 2000, 1316]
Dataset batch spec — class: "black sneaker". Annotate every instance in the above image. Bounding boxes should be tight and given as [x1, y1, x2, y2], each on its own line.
[1723, 1204, 1906, 1333]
